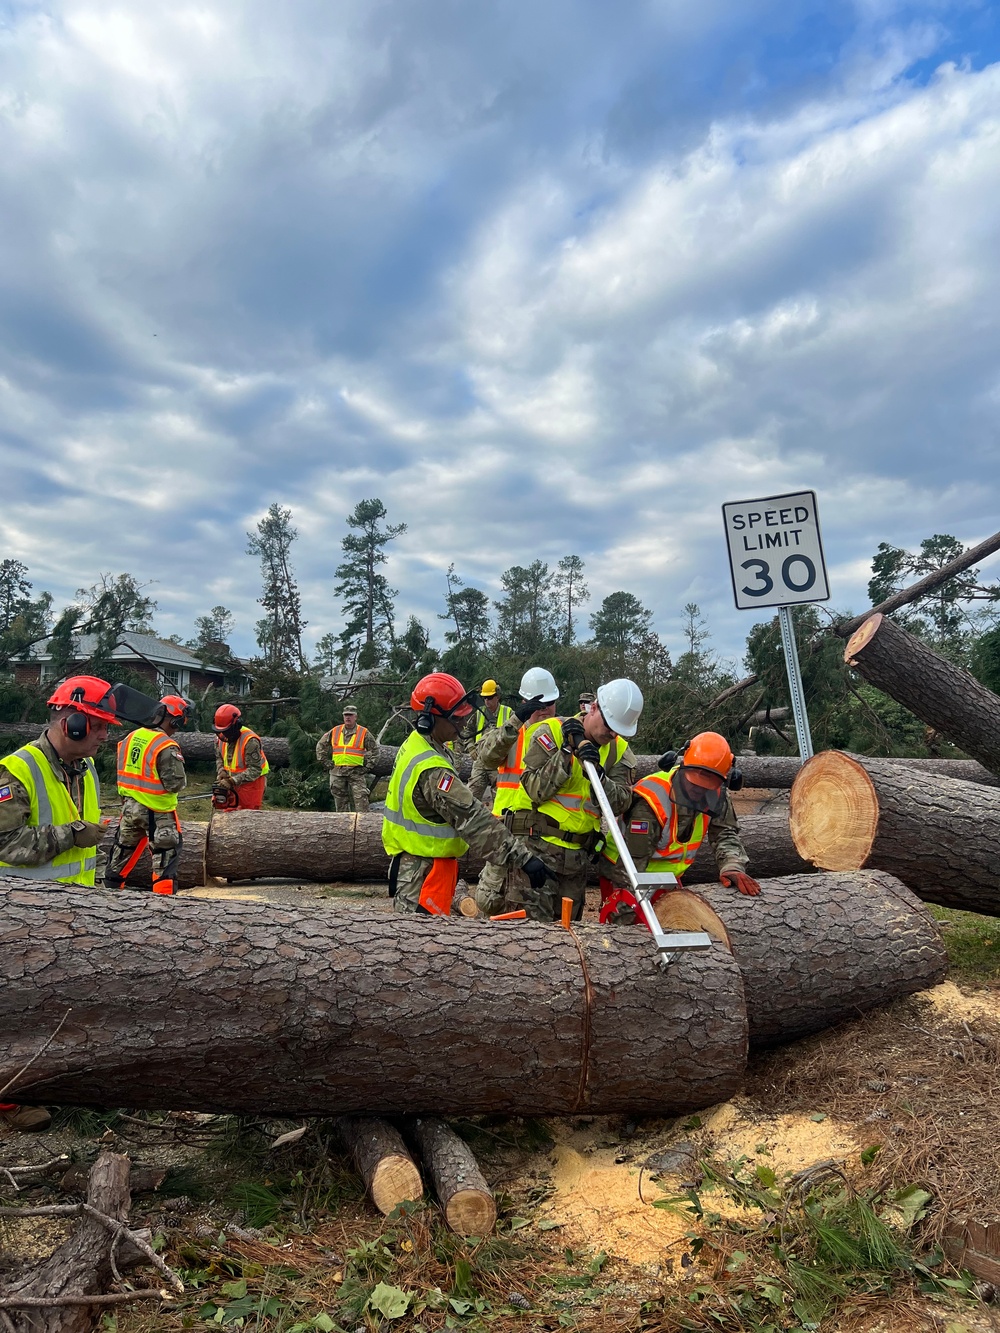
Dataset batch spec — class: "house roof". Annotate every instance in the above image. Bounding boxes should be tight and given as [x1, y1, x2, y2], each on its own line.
[33, 631, 226, 674]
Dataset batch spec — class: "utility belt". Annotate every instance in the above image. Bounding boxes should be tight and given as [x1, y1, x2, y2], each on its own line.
[505, 807, 601, 852]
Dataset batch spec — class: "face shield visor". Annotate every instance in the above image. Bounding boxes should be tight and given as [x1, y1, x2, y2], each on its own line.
[671, 765, 728, 818]
[109, 683, 169, 728]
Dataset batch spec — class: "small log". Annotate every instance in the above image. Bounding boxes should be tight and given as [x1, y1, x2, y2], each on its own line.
[409, 1117, 495, 1237]
[789, 750, 1000, 914]
[654, 871, 947, 1046]
[99, 821, 207, 891]
[335, 1116, 423, 1216]
[845, 614, 1000, 777]
[58, 1165, 167, 1196]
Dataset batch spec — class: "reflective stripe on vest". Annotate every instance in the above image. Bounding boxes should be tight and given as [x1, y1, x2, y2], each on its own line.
[506, 721, 628, 848]
[381, 731, 468, 859]
[473, 704, 512, 745]
[117, 727, 180, 811]
[218, 728, 271, 777]
[602, 767, 708, 875]
[0, 744, 101, 886]
[331, 724, 368, 767]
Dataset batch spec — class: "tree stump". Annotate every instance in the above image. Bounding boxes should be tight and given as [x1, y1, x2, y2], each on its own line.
[335, 1116, 423, 1215]
[0, 880, 747, 1118]
[409, 1117, 495, 1237]
[654, 871, 947, 1046]
[789, 750, 1000, 915]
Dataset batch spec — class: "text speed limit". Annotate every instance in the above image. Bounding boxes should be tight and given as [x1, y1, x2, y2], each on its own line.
[722, 491, 830, 610]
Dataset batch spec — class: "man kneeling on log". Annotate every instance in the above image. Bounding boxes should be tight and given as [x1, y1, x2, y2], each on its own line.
[599, 731, 761, 923]
[383, 672, 555, 916]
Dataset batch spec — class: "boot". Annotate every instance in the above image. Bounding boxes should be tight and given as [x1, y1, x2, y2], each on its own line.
[0, 1104, 52, 1132]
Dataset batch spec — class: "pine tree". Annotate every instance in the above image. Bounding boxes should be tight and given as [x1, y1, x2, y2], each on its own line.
[191, 606, 235, 666]
[0, 560, 52, 668]
[673, 603, 717, 692]
[551, 555, 589, 645]
[494, 561, 556, 656]
[246, 504, 307, 671]
[440, 565, 491, 650]
[334, 498, 406, 670]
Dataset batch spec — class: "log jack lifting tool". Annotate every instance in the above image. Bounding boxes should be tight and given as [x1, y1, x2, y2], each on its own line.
[581, 759, 712, 971]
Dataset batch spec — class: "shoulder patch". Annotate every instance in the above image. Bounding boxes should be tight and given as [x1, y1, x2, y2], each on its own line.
[437, 772, 455, 792]
[629, 819, 649, 834]
[537, 732, 556, 752]
[0, 786, 11, 802]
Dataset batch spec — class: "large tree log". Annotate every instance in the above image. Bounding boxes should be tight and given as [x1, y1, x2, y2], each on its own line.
[789, 750, 1000, 915]
[99, 821, 207, 891]
[0, 881, 747, 1118]
[654, 871, 947, 1046]
[335, 1117, 424, 1216]
[845, 613, 1000, 776]
[682, 811, 815, 884]
[408, 1117, 495, 1237]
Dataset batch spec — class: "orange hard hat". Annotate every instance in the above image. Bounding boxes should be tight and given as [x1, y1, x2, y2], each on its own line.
[410, 672, 474, 720]
[213, 703, 242, 732]
[683, 731, 734, 779]
[161, 695, 192, 724]
[47, 675, 118, 724]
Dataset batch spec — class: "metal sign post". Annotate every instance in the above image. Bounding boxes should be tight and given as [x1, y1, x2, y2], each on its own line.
[582, 759, 712, 969]
[722, 490, 830, 760]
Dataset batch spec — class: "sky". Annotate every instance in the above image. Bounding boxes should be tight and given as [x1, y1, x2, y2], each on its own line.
[2, 0, 1000, 670]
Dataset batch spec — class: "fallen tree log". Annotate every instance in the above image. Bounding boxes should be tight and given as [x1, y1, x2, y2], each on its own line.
[682, 811, 814, 885]
[99, 821, 207, 891]
[335, 1117, 423, 1216]
[0, 880, 747, 1118]
[408, 1117, 495, 1237]
[789, 750, 1000, 915]
[654, 871, 947, 1046]
[845, 614, 1000, 777]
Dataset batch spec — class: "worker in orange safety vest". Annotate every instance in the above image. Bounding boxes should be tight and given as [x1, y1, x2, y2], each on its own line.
[214, 704, 270, 810]
[316, 704, 378, 811]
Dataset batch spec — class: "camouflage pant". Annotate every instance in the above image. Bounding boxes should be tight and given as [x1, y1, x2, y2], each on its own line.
[390, 853, 465, 916]
[468, 759, 497, 805]
[106, 797, 182, 889]
[518, 836, 590, 923]
[474, 859, 524, 916]
[330, 768, 370, 813]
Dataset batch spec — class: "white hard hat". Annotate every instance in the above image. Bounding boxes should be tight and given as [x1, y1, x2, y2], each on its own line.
[518, 666, 559, 704]
[596, 678, 643, 737]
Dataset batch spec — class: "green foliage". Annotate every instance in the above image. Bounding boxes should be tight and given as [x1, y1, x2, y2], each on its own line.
[247, 503, 307, 672]
[334, 497, 406, 670]
[930, 906, 1000, 980]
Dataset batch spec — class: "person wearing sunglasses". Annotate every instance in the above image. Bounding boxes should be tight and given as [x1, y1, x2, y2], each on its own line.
[598, 731, 760, 925]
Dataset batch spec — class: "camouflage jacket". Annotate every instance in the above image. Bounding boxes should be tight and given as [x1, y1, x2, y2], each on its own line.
[407, 737, 531, 869]
[521, 719, 636, 818]
[146, 734, 186, 794]
[0, 731, 99, 867]
[216, 732, 266, 786]
[476, 713, 524, 772]
[618, 783, 749, 873]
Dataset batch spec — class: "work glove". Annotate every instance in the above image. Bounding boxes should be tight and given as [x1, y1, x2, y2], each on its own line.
[575, 740, 603, 774]
[720, 869, 761, 897]
[561, 717, 586, 747]
[71, 820, 106, 848]
[217, 773, 236, 790]
[514, 694, 544, 723]
[522, 856, 556, 890]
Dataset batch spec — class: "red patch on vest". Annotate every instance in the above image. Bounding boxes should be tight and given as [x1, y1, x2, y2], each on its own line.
[629, 819, 649, 834]
[0, 786, 11, 803]
[437, 773, 455, 792]
[538, 732, 556, 752]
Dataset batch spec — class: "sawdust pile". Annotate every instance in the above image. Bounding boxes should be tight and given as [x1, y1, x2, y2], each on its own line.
[916, 980, 1000, 1024]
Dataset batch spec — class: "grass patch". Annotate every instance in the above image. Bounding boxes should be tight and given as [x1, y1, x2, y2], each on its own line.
[930, 906, 1000, 981]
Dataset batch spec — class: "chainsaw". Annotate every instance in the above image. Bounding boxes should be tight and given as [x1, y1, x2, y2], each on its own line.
[176, 786, 240, 811]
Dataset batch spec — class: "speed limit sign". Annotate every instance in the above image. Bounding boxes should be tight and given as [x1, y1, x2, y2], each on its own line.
[722, 490, 830, 610]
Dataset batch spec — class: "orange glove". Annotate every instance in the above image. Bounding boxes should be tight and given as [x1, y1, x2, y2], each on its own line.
[720, 870, 761, 897]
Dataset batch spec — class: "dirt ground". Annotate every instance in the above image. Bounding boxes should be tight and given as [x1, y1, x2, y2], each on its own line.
[3, 878, 1000, 1332]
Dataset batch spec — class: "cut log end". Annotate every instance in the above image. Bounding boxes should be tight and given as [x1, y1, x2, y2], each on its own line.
[789, 751, 878, 871]
[445, 1188, 497, 1238]
[371, 1155, 424, 1216]
[844, 612, 883, 663]
[457, 896, 480, 918]
[655, 890, 732, 950]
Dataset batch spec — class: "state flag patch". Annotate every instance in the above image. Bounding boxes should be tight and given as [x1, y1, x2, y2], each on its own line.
[437, 773, 455, 792]
[629, 819, 649, 834]
[538, 732, 556, 752]
[0, 786, 12, 803]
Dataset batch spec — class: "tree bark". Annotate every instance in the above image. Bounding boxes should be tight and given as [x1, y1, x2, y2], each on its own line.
[654, 871, 947, 1047]
[3, 1153, 153, 1333]
[0, 881, 747, 1118]
[334, 1117, 424, 1216]
[682, 811, 815, 885]
[845, 613, 1000, 776]
[408, 1117, 495, 1237]
[99, 821, 207, 891]
[789, 750, 1000, 915]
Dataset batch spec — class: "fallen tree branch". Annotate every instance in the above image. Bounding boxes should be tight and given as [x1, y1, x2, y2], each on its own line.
[0, 1292, 165, 1309]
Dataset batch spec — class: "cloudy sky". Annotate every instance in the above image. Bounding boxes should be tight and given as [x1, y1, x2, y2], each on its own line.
[2, 0, 1000, 667]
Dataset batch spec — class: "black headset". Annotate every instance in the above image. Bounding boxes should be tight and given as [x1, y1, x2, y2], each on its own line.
[63, 686, 91, 742]
[659, 741, 744, 790]
[415, 696, 437, 734]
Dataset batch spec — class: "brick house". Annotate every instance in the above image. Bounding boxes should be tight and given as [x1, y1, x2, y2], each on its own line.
[12, 632, 251, 698]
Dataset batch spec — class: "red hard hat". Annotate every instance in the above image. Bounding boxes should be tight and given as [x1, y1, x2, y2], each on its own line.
[47, 675, 119, 724]
[161, 695, 191, 723]
[213, 703, 242, 732]
[410, 672, 473, 720]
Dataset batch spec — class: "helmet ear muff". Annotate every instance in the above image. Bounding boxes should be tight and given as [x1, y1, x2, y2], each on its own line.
[64, 712, 90, 742]
[415, 697, 436, 734]
[728, 765, 744, 792]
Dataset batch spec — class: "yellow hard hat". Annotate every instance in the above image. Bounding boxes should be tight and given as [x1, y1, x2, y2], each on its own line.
[481, 679, 499, 697]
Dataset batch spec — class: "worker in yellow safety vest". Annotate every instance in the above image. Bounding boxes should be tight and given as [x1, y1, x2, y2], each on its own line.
[106, 695, 191, 896]
[598, 731, 760, 926]
[463, 679, 514, 803]
[316, 704, 378, 812]
[382, 672, 553, 916]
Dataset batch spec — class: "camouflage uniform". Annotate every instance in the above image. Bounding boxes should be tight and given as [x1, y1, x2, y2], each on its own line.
[107, 738, 187, 887]
[316, 723, 378, 813]
[0, 732, 98, 868]
[512, 719, 637, 922]
[391, 735, 532, 914]
[462, 702, 508, 803]
[216, 733, 266, 788]
[470, 712, 529, 914]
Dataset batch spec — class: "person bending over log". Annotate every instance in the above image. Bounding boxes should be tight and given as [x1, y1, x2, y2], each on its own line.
[383, 673, 555, 916]
[599, 731, 760, 924]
